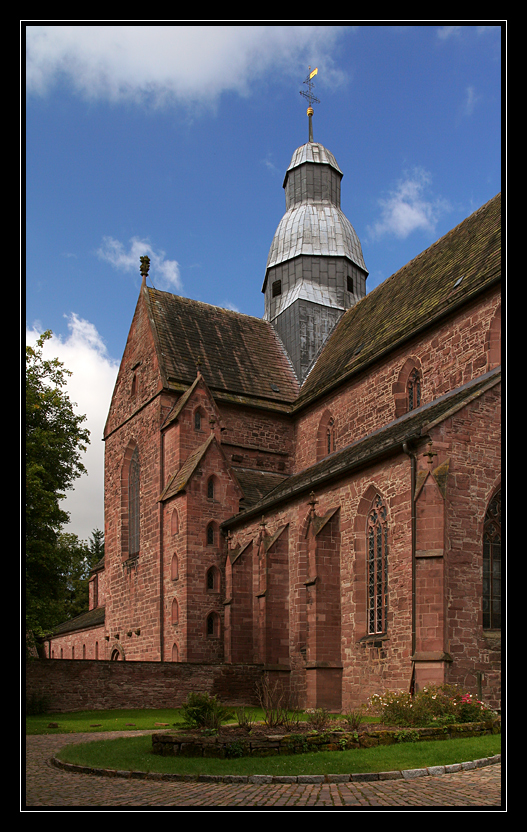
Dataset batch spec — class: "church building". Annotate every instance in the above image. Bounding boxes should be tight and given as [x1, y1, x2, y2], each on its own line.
[44, 98, 501, 712]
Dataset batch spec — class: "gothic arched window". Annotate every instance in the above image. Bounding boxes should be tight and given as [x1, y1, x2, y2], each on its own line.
[316, 411, 336, 461]
[206, 611, 219, 637]
[206, 565, 220, 592]
[367, 495, 388, 635]
[326, 418, 335, 455]
[483, 490, 501, 629]
[128, 447, 140, 556]
[407, 368, 421, 412]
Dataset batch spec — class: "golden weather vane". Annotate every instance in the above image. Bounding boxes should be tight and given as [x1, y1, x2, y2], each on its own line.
[300, 67, 320, 142]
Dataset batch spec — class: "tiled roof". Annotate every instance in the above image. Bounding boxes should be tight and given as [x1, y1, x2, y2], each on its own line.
[223, 367, 501, 528]
[49, 606, 105, 636]
[297, 193, 501, 407]
[233, 468, 288, 507]
[146, 290, 299, 407]
[159, 435, 215, 502]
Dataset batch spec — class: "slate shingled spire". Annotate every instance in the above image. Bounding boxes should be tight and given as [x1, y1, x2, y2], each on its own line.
[263, 71, 368, 383]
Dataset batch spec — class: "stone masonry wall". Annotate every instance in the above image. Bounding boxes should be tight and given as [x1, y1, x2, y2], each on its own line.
[26, 659, 264, 713]
[293, 290, 501, 475]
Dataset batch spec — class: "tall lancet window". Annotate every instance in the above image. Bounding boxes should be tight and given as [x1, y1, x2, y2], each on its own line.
[483, 490, 501, 629]
[367, 495, 388, 634]
[128, 447, 140, 556]
[407, 368, 421, 412]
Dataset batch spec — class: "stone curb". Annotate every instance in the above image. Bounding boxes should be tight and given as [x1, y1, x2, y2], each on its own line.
[50, 753, 501, 784]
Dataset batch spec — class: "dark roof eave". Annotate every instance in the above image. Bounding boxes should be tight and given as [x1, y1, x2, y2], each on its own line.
[222, 367, 501, 530]
[222, 431, 420, 530]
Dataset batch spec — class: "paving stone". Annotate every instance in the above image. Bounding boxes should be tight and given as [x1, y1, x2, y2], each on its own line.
[378, 770, 404, 780]
[351, 772, 379, 781]
[401, 768, 428, 779]
[25, 732, 503, 809]
[297, 775, 325, 783]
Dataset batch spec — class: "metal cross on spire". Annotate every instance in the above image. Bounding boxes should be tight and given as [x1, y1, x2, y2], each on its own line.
[300, 67, 320, 142]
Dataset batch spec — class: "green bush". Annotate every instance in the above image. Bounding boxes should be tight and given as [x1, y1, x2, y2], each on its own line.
[368, 684, 497, 727]
[180, 692, 233, 730]
[26, 690, 51, 715]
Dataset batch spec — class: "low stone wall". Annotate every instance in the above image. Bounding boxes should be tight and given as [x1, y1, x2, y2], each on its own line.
[152, 719, 501, 759]
[26, 659, 264, 713]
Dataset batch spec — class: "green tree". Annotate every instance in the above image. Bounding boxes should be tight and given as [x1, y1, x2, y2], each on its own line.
[26, 331, 91, 644]
[54, 530, 104, 623]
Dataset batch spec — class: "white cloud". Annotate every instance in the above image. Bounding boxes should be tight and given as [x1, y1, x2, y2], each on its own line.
[26, 314, 120, 543]
[436, 26, 462, 40]
[25, 25, 347, 109]
[97, 235, 182, 291]
[462, 85, 481, 117]
[368, 168, 450, 241]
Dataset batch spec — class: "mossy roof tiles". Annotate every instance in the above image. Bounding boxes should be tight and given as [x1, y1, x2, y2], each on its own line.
[50, 605, 105, 636]
[297, 193, 501, 407]
[146, 290, 299, 406]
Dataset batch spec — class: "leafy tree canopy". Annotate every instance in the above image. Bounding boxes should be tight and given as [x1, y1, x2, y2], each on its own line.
[26, 331, 91, 640]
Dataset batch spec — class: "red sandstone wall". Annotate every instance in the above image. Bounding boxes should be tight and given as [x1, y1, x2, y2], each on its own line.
[26, 660, 263, 713]
[293, 290, 501, 474]
[103, 287, 169, 662]
[438, 384, 501, 710]
[45, 626, 108, 661]
[162, 440, 242, 664]
[227, 452, 415, 711]
[104, 397, 164, 661]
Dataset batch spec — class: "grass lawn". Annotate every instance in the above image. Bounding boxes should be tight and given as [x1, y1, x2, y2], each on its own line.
[55, 732, 501, 777]
[31, 708, 500, 778]
[28, 707, 370, 735]
[26, 708, 192, 735]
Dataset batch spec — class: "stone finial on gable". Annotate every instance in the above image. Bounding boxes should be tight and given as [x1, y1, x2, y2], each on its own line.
[140, 255, 150, 287]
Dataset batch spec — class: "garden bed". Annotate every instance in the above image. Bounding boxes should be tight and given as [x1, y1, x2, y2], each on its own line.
[152, 717, 500, 759]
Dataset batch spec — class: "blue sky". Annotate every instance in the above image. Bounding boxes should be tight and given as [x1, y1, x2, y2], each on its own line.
[25, 23, 503, 541]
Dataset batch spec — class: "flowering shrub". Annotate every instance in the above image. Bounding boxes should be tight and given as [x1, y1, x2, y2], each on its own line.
[368, 684, 496, 727]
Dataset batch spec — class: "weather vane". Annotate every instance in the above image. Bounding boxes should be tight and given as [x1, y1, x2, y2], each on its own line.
[300, 67, 320, 142]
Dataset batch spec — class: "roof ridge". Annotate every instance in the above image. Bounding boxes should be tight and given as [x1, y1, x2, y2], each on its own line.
[147, 286, 268, 324]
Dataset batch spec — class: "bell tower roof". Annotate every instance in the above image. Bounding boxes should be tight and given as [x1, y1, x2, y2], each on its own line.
[283, 142, 342, 186]
[262, 69, 368, 383]
[265, 140, 368, 277]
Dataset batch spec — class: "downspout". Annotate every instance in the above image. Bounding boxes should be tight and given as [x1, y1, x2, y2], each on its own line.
[403, 441, 417, 695]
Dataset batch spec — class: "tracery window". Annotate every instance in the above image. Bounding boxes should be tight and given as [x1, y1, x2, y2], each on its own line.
[326, 418, 335, 455]
[483, 490, 501, 629]
[367, 495, 388, 634]
[128, 447, 140, 556]
[317, 411, 336, 461]
[407, 368, 421, 412]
